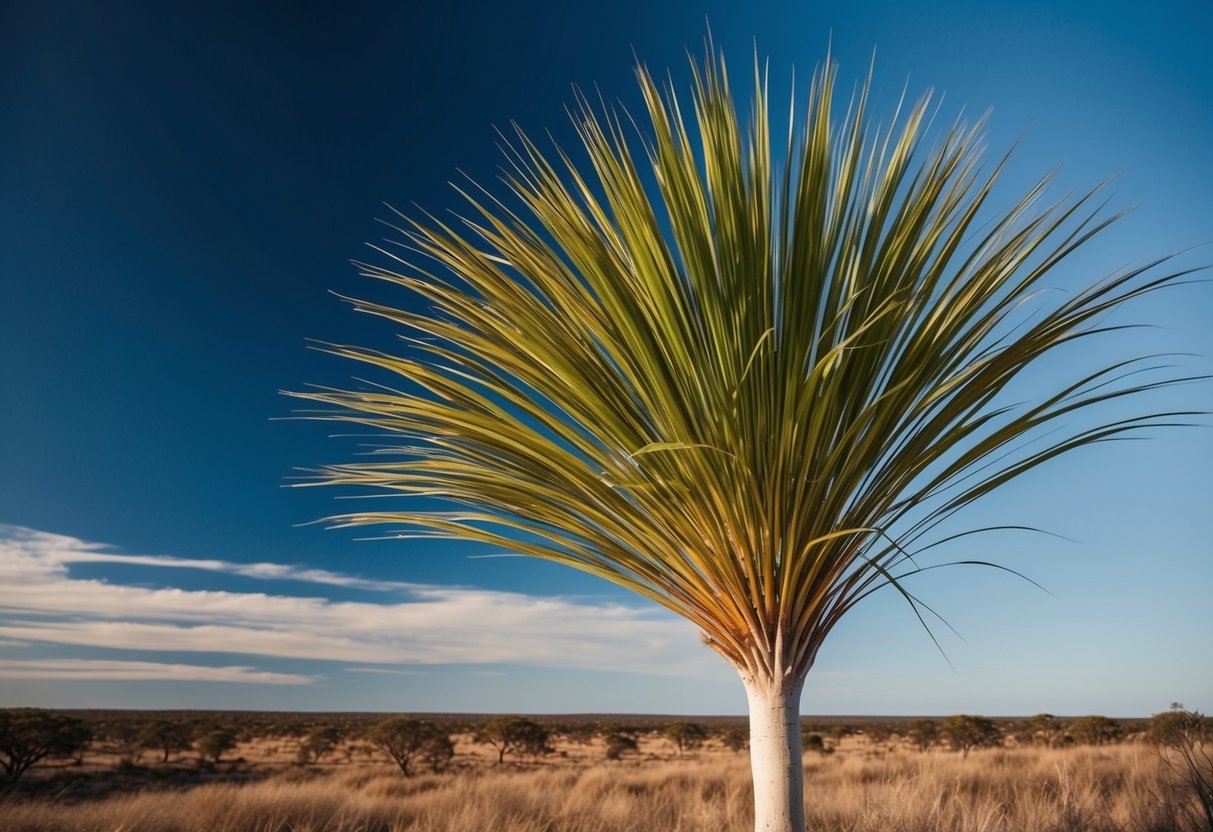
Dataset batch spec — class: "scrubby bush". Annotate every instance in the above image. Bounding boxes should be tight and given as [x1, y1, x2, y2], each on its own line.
[603, 729, 639, 760]
[1150, 704, 1212, 829]
[802, 733, 833, 755]
[1068, 715, 1123, 746]
[195, 728, 237, 763]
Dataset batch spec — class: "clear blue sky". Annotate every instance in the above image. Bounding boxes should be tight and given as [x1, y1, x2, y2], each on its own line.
[1, 0, 1209, 717]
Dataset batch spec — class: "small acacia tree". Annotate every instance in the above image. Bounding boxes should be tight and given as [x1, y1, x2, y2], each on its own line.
[195, 728, 237, 764]
[367, 717, 452, 776]
[294, 40, 1200, 832]
[908, 718, 938, 751]
[476, 716, 550, 764]
[297, 725, 344, 765]
[941, 715, 1002, 757]
[0, 709, 92, 782]
[1015, 713, 1062, 748]
[138, 719, 193, 764]
[664, 721, 708, 754]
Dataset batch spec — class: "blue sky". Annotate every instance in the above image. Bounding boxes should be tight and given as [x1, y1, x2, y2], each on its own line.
[1, 0, 1209, 716]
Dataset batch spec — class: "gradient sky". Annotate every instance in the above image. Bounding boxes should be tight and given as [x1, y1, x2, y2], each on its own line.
[1, 0, 1210, 717]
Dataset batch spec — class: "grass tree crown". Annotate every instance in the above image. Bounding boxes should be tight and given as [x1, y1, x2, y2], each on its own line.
[291, 47, 1196, 689]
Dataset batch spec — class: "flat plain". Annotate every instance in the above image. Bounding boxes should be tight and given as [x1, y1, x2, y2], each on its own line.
[1, 711, 1208, 832]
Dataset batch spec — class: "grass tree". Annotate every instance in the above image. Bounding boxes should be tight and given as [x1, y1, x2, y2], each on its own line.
[292, 42, 1199, 832]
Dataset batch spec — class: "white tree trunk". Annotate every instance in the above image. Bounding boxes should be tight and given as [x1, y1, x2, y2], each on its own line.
[744, 674, 805, 832]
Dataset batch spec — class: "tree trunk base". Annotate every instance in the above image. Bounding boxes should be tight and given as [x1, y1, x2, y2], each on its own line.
[743, 675, 806, 832]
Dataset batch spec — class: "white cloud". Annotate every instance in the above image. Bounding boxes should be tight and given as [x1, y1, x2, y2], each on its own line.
[0, 525, 714, 678]
[0, 658, 314, 684]
[0, 525, 414, 592]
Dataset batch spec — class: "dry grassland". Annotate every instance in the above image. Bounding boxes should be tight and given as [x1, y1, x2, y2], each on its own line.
[3, 734, 1207, 832]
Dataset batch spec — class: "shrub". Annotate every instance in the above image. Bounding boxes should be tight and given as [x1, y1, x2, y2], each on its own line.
[1068, 715, 1123, 746]
[1149, 704, 1212, 829]
[802, 733, 833, 755]
[603, 729, 639, 760]
[195, 728, 237, 763]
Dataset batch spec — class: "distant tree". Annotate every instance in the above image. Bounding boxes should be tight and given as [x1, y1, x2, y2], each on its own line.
[1067, 715, 1123, 746]
[296, 725, 344, 765]
[476, 717, 550, 764]
[908, 719, 938, 751]
[801, 733, 833, 755]
[603, 729, 638, 761]
[1148, 704, 1213, 830]
[139, 719, 193, 764]
[829, 725, 855, 742]
[0, 709, 92, 782]
[421, 731, 455, 773]
[195, 728, 237, 763]
[1015, 714, 1062, 747]
[277, 720, 308, 740]
[865, 723, 895, 744]
[664, 721, 708, 755]
[941, 715, 1001, 757]
[366, 718, 452, 776]
[102, 720, 145, 766]
[561, 723, 597, 747]
[722, 726, 749, 752]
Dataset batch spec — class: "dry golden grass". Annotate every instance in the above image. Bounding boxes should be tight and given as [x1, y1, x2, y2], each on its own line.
[3, 742, 1207, 832]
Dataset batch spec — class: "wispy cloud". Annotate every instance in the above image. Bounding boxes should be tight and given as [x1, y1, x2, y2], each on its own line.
[0, 658, 315, 684]
[0, 525, 712, 678]
[0, 525, 414, 592]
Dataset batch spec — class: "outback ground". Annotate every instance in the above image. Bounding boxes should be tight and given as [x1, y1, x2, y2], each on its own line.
[1, 710, 1209, 831]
